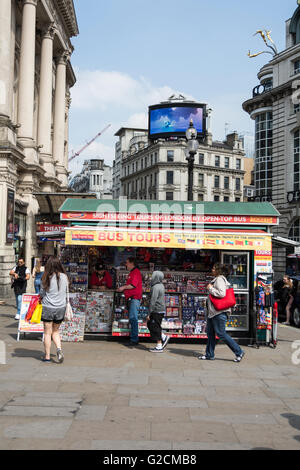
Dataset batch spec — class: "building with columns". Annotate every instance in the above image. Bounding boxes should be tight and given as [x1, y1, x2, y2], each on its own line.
[0, 0, 78, 296]
[243, 2, 300, 278]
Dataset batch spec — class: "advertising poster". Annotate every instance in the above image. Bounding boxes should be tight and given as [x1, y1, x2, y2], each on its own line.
[6, 189, 15, 244]
[17, 294, 44, 341]
[59, 293, 86, 342]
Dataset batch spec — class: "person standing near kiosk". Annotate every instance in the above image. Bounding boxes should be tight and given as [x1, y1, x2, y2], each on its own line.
[117, 257, 142, 346]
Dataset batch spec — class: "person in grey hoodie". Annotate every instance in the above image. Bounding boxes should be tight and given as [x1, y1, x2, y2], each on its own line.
[147, 271, 169, 353]
[199, 263, 245, 362]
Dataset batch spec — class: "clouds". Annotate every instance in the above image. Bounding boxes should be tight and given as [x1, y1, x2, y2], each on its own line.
[71, 69, 190, 111]
[68, 67, 254, 176]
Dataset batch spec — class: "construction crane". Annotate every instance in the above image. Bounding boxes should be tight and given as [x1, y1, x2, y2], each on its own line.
[68, 124, 111, 163]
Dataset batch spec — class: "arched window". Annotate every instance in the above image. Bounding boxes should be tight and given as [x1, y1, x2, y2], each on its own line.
[289, 219, 300, 242]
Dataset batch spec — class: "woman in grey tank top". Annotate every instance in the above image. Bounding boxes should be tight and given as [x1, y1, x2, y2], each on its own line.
[40, 257, 68, 363]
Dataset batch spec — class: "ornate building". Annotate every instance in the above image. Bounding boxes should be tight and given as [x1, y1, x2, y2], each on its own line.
[115, 127, 245, 203]
[243, 2, 300, 277]
[0, 0, 78, 296]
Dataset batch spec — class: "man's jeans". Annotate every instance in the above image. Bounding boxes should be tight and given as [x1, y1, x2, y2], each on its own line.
[206, 313, 243, 358]
[128, 299, 141, 343]
[15, 293, 22, 317]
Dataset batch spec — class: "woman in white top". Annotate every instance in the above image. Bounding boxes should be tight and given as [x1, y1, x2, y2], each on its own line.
[39, 257, 68, 363]
[199, 263, 245, 363]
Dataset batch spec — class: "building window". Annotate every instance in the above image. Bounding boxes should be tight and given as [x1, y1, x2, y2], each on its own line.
[141, 159, 144, 170]
[236, 159, 241, 170]
[224, 157, 230, 169]
[294, 130, 300, 191]
[255, 112, 273, 197]
[93, 175, 96, 185]
[166, 192, 173, 200]
[199, 153, 204, 165]
[145, 156, 147, 167]
[167, 150, 174, 162]
[235, 197, 241, 202]
[214, 175, 220, 188]
[289, 219, 300, 242]
[294, 103, 300, 114]
[294, 59, 300, 75]
[167, 171, 174, 185]
[155, 152, 158, 163]
[215, 156, 220, 167]
[236, 178, 241, 191]
[97, 175, 100, 186]
[198, 173, 204, 188]
[224, 176, 229, 189]
[214, 195, 220, 201]
[224, 196, 229, 202]
[198, 194, 204, 201]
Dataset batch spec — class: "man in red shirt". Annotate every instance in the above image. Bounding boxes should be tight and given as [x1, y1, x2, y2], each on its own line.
[90, 263, 113, 290]
[117, 257, 142, 345]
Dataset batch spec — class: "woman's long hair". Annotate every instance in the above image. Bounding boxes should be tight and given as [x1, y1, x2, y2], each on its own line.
[35, 259, 41, 273]
[213, 263, 230, 278]
[42, 256, 67, 292]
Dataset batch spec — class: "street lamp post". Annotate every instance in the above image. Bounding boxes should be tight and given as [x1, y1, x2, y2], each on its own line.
[185, 119, 199, 201]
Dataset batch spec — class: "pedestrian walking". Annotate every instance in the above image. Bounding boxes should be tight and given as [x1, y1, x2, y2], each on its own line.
[199, 263, 245, 362]
[39, 256, 68, 363]
[32, 259, 45, 294]
[147, 271, 169, 353]
[117, 257, 142, 346]
[282, 275, 295, 325]
[9, 258, 30, 320]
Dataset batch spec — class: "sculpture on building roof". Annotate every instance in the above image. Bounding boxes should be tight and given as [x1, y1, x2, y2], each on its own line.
[248, 29, 278, 59]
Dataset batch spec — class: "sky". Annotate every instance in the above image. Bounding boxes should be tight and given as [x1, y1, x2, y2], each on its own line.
[68, 0, 298, 176]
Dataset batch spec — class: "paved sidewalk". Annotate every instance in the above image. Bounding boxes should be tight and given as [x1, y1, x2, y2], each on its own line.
[0, 299, 300, 450]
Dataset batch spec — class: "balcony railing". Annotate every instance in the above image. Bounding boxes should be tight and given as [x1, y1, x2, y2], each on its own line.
[252, 82, 273, 98]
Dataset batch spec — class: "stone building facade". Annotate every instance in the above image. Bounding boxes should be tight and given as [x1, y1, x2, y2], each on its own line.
[243, 3, 300, 277]
[115, 127, 245, 203]
[0, 0, 78, 296]
[70, 159, 113, 199]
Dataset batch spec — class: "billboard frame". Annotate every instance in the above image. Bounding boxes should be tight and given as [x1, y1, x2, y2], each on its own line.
[148, 102, 207, 140]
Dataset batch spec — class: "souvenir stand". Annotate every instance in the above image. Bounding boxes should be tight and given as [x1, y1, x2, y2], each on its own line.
[58, 199, 280, 344]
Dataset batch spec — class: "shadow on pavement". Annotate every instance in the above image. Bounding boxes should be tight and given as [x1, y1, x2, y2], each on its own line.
[11, 348, 43, 361]
[282, 413, 300, 443]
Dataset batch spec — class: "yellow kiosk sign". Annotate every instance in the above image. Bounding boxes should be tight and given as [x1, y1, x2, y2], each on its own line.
[65, 228, 272, 251]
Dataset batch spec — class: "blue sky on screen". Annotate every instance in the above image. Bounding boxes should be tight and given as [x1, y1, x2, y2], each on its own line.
[150, 107, 203, 135]
[69, 0, 297, 175]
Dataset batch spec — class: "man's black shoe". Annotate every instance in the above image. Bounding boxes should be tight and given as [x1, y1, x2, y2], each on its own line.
[129, 341, 139, 346]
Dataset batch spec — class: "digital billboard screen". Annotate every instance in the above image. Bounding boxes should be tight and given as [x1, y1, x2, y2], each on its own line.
[149, 103, 206, 139]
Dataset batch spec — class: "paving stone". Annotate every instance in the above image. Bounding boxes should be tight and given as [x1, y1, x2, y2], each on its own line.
[151, 421, 237, 443]
[3, 420, 72, 439]
[75, 405, 107, 421]
[129, 397, 208, 408]
[66, 421, 151, 441]
[0, 406, 77, 417]
[91, 440, 172, 450]
[172, 441, 251, 450]
[104, 405, 191, 424]
[190, 412, 277, 425]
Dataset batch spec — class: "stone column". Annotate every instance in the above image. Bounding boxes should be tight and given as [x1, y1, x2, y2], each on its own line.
[37, 22, 56, 178]
[64, 92, 71, 170]
[17, 0, 38, 146]
[53, 51, 69, 189]
[0, 0, 12, 120]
